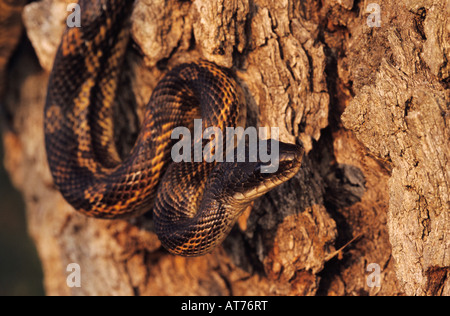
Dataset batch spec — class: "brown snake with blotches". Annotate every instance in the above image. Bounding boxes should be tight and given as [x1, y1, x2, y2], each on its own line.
[43, 0, 304, 256]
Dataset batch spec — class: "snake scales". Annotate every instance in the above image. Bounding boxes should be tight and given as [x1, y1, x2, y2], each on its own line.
[44, 0, 304, 256]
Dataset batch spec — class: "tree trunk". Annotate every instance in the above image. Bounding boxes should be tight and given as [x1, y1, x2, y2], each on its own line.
[1, 0, 448, 296]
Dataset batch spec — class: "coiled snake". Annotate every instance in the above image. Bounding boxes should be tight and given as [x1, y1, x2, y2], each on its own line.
[44, 0, 304, 256]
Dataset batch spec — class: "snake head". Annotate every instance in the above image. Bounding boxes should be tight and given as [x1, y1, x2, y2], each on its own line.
[207, 140, 305, 208]
[235, 140, 304, 203]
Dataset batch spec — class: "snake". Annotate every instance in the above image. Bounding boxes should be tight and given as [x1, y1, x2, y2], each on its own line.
[43, 0, 304, 256]
[0, 0, 26, 98]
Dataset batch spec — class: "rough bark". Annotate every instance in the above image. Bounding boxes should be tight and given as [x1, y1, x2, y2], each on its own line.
[1, 0, 448, 296]
[341, 0, 450, 296]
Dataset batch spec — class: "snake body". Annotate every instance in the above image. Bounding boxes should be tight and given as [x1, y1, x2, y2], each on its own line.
[0, 0, 26, 98]
[44, 0, 304, 256]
